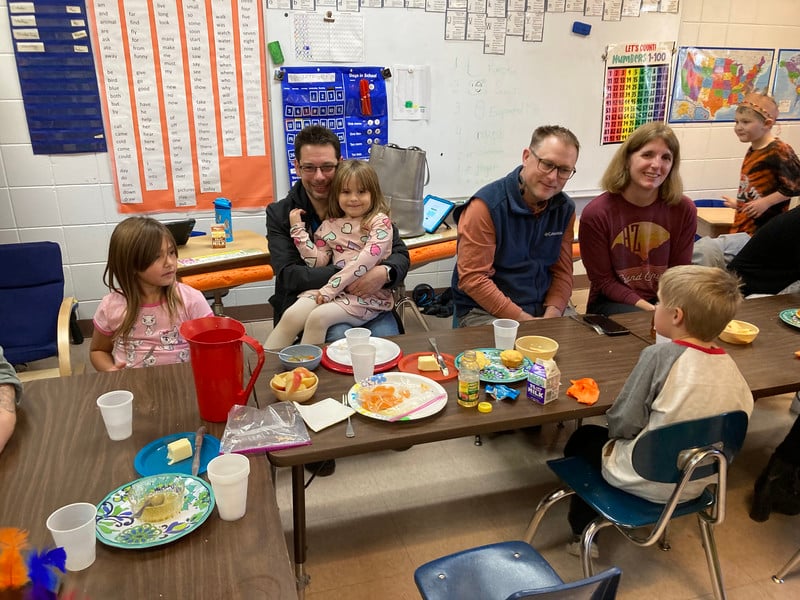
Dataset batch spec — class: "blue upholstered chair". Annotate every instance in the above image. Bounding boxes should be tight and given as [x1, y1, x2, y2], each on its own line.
[523, 411, 749, 600]
[414, 540, 621, 600]
[0, 241, 80, 380]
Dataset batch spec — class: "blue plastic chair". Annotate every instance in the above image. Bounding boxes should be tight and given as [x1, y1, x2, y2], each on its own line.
[523, 411, 749, 600]
[0, 241, 78, 379]
[414, 540, 621, 599]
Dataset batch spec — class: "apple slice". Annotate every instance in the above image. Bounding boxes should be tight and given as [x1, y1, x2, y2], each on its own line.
[288, 370, 303, 393]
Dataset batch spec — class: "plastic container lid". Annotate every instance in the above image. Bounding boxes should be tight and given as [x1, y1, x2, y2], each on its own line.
[478, 401, 493, 413]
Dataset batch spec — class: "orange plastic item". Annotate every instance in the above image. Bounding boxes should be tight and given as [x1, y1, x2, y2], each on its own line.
[409, 240, 457, 268]
[180, 264, 274, 292]
[795, 350, 800, 359]
[566, 378, 600, 405]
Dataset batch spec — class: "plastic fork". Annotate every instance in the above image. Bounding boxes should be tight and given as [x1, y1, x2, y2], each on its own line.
[343, 394, 355, 438]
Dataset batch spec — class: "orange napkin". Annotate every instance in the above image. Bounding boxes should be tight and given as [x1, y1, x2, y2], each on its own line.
[567, 378, 600, 405]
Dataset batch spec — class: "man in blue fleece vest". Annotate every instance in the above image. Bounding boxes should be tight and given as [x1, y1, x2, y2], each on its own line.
[451, 125, 579, 326]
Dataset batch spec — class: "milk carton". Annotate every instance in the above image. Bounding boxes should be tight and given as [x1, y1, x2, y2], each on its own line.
[526, 358, 561, 405]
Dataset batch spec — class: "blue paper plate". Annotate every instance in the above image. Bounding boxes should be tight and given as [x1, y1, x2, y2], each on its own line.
[134, 432, 220, 477]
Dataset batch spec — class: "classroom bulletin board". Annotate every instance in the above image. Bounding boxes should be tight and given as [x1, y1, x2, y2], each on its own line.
[263, 7, 681, 200]
[87, 0, 273, 213]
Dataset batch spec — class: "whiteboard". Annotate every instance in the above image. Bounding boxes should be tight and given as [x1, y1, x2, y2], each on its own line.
[264, 9, 681, 200]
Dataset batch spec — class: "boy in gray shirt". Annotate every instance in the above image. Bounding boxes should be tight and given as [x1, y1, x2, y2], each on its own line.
[563, 265, 753, 556]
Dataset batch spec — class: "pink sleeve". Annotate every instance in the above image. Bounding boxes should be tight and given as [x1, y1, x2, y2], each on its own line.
[292, 223, 332, 267]
[178, 283, 214, 319]
[92, 292, 125, 336]
[318, 214, 392, 300]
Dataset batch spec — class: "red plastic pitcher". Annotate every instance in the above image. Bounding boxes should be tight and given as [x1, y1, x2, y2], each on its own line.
[180, 316, 265, 422]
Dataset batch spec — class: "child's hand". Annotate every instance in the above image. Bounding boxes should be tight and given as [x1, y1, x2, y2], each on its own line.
[289, 208, 306, 227]
[721, 195, 739, 210]
[315, 291, 327, 305]
[741, 197, 769, 219]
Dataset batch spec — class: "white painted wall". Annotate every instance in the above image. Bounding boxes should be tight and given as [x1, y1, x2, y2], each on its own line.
[1, 0, 799, 319]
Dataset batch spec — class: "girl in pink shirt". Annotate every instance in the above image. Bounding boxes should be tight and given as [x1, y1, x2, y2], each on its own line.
[90, 217, 212, 371]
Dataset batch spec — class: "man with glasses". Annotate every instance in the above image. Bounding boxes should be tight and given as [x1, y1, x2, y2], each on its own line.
[266, 125, 410, 341]
[452, 125, 579, 326]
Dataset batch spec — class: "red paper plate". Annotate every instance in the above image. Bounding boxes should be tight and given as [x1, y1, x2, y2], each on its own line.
[397, 352, 457, 382]
[321, 346, 403, 375]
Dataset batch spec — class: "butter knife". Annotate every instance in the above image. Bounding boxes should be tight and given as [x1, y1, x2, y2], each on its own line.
[191, 426, 206, 476]
[428, 337, 450, 376]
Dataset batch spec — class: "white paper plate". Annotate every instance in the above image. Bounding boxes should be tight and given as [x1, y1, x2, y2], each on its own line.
[347, 372, 447, 422]
[325, 337, 402, 367]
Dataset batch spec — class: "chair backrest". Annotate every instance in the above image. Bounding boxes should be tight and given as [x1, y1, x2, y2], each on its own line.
[507, 567, 621, 599]
[0, 242, 65, 364]
[631, 411, 749, 484]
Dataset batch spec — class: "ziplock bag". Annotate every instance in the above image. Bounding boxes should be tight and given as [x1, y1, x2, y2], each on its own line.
[219, 403, 311, 454]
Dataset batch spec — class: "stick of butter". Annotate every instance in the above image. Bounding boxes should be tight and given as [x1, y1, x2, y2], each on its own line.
[418, 354, 439, 371]
[166, 438, 192, 465]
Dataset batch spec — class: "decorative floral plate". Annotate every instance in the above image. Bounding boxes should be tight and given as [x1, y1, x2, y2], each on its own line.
[454, 348, 532, 384]
[95, 475, 214, 549]
[778, 308, 800, 330]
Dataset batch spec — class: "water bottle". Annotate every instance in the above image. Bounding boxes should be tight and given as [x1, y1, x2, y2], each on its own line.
[214, 197, 233, 242]
[457, 350, 480, 408]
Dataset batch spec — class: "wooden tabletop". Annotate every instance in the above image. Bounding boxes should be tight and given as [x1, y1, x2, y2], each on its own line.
[612, 293, 800, 399]
[177, 230, 269, 276]
[259, 317, 648, 466]
[696, 207, 736, 238]
[254, 315, 650, 590]
[0, 363, 296, 599]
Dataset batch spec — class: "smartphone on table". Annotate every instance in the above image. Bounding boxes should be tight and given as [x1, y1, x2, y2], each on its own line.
[583, 314, 630, 336]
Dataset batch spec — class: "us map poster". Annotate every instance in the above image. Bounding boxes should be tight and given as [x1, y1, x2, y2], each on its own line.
[601, 42, 672, 145]
[87, 0, 273, 213]
[668, 46, 774, 123]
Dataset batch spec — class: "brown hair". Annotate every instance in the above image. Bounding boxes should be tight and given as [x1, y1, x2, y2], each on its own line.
[103, 217, 184, 341]
[327, 160, 390, 230]
[601, 121, 684, 205]
[294, 125, 342, 162]
[658, 265, 742, 342]
[530, 125, 581, 156]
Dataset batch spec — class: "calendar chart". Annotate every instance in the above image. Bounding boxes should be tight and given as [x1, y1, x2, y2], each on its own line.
[602, 42, 673, 145]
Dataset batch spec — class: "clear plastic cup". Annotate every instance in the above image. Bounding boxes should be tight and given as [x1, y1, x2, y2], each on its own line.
[46, 502, 97, 571]
[349, 343, 376, 383]
[96, 390, 133, 440]
[492, 319, 520, 350]
[207, 453, 250, 521]
[344, 327, 371, 349]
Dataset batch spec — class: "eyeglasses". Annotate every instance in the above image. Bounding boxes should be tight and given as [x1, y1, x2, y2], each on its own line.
[297, 163, 337, 175]
[529, 148, 576, 180]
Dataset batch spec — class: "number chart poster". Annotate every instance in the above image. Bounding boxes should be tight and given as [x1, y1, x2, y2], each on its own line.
[601, 42, 672, 145]
[280, 65, 388, 186]
[87, 0, 273, 213]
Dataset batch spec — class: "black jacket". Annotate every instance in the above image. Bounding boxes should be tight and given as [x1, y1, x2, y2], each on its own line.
[266, 180, 410, 323]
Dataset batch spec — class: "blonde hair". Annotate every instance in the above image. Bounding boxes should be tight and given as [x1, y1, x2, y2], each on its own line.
[658, 265, 742, 342]
[328, 160, 390, 230]
[601, 121, 684, 206]
[103, 217, 184, 341]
